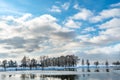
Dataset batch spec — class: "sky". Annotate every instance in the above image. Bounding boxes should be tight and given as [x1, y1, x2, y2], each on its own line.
[0, 0, 120, 63]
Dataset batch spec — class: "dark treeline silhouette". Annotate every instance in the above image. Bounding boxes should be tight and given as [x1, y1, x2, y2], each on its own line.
[112, 61, 120, 70]
[0, 55, 79, 71]
[22, 74, 78, 80]
[86, 59, 90, 72]
[94, 61, 99, 72]
[0, 56, 119, 72]
[81, 59, 116, 72]
[105, 61, 109, 72]
[39, 75, 78, 80]
[20, 55, 79, 69]
[1, 60, 17, 71]
[20, 74, 78, 80]
[112, 61, 120, 65]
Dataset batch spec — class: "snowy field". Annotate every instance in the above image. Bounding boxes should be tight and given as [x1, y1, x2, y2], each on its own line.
[0, 70, 111, 75]
[0, 65, 119, 75]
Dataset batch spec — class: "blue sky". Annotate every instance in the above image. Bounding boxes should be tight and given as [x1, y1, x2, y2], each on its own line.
[0, 0, 120, 63]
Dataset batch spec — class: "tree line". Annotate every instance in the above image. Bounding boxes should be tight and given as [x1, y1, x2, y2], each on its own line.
[81, 59, 110, 72]
[0, 55, 119, 71]
[0, 55, 79, 70]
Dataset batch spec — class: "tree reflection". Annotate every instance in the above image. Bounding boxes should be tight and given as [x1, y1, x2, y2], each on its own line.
[40, 75, 78, 80]
[20, 74, 36, 80]
[1, 74, 6, 80]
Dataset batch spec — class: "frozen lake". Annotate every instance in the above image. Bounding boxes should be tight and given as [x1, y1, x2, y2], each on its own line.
[0, 70, 120, 80]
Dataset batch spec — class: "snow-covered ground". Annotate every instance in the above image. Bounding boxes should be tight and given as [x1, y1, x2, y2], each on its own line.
[0, 65, 113, 71]
[0, 65, 116, 75]
[0, 70, 111, 75]
[0, 66, 76, 71]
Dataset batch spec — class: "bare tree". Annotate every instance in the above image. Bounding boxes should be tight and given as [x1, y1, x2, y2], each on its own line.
[30, 58, 37, 69]
[21, 56, 30, 68]
[86, 59, 90, 72]
[94, 61, 99, 72]
[2, 60, 7, 71]
[82, 59, 84, 72]
[105, 60, 109, 72]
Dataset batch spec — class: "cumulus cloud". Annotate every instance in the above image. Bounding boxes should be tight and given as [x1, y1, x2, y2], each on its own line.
[64, 19, 82, 28]
[100, 18, 120, 29]
[0, 14, 80, 59]
[72, 8, 93, 20]
[72, 4, 120, 23]
[90, 8, 120, 23]
[27, 14, 61, 34]
[87, 18, 120, 45]
[0, 2, 120, 62]
[62, 8, 93, 29]
[52, 30, 77, 40]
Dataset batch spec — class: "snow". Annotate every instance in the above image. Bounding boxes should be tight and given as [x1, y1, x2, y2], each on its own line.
[0, 66, 114, 75]
[0, 70, 111, 75]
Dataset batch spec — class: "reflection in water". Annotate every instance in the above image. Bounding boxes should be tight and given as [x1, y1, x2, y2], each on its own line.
[40, 75, 78, 80]
[30, 74, 36, 79]
[64, 68, 77, 71]
[1, 74, 6, 80]
[9, 75, 12, 77]
[20, 74, 78, 80]
[78, 67, 110, 72]
[0, 72, 120, 80]
[82, 68, 85, 72]
[21, 74, 37, 80]
[87, 67, 90, 72]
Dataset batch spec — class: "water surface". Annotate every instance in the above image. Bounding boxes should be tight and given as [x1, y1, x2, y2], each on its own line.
[0, 71, 119, 80]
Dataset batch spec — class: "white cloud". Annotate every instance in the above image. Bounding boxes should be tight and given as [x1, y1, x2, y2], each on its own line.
[85, 44, 120, 54]
[62, 2, 70, 10]
[0, 14, 79, 59]
[100, 8, 120, 18]
[72, 5, 120, 23]
[49, 5, 61, 13]
[0, 2, 120, 60]
[91, 8, 120, 23]
[81, 27, 96, 33]
[64, 19, 82, 28]
[99, 18, 120, 41]
[49, 2, 70, 13]
[73, 4, 80, 10]
[110, 2, 120, 7]
[72, 8, 93, 20]
[89, 35, 109, 44]
[18, 13, 32, 21]
[89, 18, 120, 44]
[100, 18, 120, 29]
[27, 14, 61, 32]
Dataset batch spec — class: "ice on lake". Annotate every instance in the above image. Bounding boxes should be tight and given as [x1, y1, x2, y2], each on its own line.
[0, 70, 120, 80]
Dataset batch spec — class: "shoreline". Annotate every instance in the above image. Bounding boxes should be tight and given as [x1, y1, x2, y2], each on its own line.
[0, 70, 112, 75]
